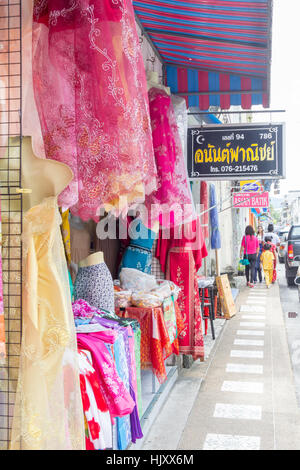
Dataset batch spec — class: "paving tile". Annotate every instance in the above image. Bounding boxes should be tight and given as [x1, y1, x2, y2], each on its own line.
[241, 315, 266, 320]
[203, 433, 261, 450]
[230, 350, 264, 359]
[234, 339, 264, 347]
[213, 403, 262, 420]
[221, 380, 264, 394]
[236, 329, 265, 336]
[240, 305, 266, 313]
[240, 322, 265, 328]
[226, 363, 263, 374]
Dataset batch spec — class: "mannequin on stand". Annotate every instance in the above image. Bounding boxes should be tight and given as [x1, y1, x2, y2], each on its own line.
[147, 70, 171, 95]
[10, 135, 85, 450]
[21, 135, 73, 211]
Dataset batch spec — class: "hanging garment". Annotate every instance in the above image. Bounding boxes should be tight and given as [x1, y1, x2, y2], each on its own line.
[60, 208, 71, 266]
[10, 197, 85, 450]
[74, 262, 115, 312]
[90, 315, 142, 445]
[171, 95, 188, 165]
[200, 181, 209, 239]
[32, 0, 157, 221]
[0, 197, 5, 363]
[143, 87, 196, 229]
[119, 219, 156, 274]
[156, 218, 208, 360]
[77, 331, 135, 419]
[209, 183, 221, 250]
[78, 349, 112, 450]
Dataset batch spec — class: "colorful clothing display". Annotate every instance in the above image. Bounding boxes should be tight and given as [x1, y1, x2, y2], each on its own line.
[73, 299, 143, 448]
[144, 87, 196, 228]
[117, 301, 184, 383]
[10, 197, 85, 450]
[74, 262, 115, 312]
[78, 349, 112, 450]
[77, 330, 135, 420]
[119, 219, 156, 274]
[32, 0, 157, 221]
[156, 218, 208, 360]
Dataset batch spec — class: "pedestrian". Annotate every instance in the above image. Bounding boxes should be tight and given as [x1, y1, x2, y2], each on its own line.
[260, 243, 275, 288]
[257, 225, 264, 243]
[254, 241, 263, 283]
[240, 225, 259, 288]
[264, 235, 277, 282]
[264, 223, 280, 248]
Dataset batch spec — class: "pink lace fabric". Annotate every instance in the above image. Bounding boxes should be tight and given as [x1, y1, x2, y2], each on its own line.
[32, 0, 157, 221]
[142, 88, 197, 228]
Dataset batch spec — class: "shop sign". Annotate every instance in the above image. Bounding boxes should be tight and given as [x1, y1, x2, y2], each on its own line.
[240, 180, 263, 192]
[187, 123, 285, 180]
[233, 191, 269, 208]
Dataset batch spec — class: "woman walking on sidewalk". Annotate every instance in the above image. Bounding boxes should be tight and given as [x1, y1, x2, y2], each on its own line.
[240, 225, 259, 288]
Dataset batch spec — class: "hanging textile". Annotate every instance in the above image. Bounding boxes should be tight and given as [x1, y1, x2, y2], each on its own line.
[10, 197, 85, 450]
[0, 197, 4, 363]
[60, 208, 71, 266]
[156, 218, 208, 360]
[78, 349, 112, 450]
[200, 181, 209, 239]
[143, 88, 196, 229]
[32, 0, 157, 221]
[209, 183, 221, 250]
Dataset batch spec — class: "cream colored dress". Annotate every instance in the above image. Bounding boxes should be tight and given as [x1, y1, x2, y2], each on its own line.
[10, 197, 85, 450]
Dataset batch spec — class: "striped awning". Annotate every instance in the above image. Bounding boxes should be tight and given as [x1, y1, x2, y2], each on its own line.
[134, 0, 272, 109]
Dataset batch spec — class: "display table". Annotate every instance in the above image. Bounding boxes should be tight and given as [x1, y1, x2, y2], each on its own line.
[116, 300, 184, 384]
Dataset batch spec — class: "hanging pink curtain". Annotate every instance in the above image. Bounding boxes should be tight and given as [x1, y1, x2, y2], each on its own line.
[200, 181, 209, 239]
[32, 0, 157, 221]
[142, 87, 197, 228]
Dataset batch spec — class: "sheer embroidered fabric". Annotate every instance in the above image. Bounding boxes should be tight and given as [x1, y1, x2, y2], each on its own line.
[32, 0, 157, 221]
[142, 88, 197, 228]
[10, 197, 85, 450]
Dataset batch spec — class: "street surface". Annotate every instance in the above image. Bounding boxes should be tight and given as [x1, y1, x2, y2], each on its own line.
[278, 263, 300, 407]
[138, 264, 300, 450]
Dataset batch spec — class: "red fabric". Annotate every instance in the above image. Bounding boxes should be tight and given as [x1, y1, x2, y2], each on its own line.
[116, 301, 183, 383]
[156, 217, 208, 274]
[166, 249, 204, 360]
[200, 181, 209, 239]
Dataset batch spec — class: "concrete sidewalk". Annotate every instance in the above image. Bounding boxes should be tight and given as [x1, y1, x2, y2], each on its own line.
[139, 283, 300, 450]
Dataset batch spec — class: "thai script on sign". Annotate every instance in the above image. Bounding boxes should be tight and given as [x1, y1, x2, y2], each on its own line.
[195, 141, 276, 165]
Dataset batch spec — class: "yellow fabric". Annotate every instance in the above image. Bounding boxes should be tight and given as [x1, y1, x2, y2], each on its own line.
[60, 208, 71, 266]
[264, 268, 273, 286]
[10, 197, 85, 450]
[261, 250, 274, 270]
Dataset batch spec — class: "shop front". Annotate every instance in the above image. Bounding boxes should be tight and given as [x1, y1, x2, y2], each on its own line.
[0, 0, 273, 451]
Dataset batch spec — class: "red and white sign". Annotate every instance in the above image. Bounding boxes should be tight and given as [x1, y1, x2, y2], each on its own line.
[233, 192, 269, 208]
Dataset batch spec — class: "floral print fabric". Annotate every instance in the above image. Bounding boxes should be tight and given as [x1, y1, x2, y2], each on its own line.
[78, 349, 112, 450]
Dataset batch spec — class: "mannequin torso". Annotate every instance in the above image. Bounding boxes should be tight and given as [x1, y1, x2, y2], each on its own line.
[147, 71, 171, 95]
[21, 136, 73, 212]
[79, 251, 104, 268]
